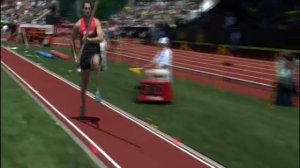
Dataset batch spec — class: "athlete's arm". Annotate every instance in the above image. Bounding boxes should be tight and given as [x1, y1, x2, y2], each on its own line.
[86, 19, 104, 43]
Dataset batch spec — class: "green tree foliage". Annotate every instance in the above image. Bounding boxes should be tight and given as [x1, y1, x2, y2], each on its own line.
[97, 0, 127, 20]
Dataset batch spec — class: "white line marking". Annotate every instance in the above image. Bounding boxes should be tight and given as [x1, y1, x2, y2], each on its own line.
[1, 65, 108, 168]
[2, 47, 224, 168]
[107, 51, 273, 88]
[1, 60, 121, 168]
[120, 41, 276, 65]
[116, 51, 275, 81]
[116, 46, 276, 69]
[55, 41, 297, 88]
[51, 41, 278, 87]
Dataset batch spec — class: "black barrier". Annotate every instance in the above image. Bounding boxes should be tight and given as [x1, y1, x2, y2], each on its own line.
[171, 40, 300, 60]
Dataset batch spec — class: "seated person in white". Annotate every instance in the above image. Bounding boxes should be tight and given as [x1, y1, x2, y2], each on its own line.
[143, 37, 173, 81]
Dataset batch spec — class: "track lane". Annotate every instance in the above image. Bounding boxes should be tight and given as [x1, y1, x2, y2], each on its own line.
[50, 38, 299, 105]
[1, 47, 221, 168]
[114, 49, 276, 84]
[115, 47, 277, 72]
[118, 42, 276, 66]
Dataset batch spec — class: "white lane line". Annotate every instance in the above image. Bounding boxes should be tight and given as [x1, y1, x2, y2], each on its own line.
[1, 60, 121, 168]
[115, 47, 276, 69]
[51, 42, 279, 87]
[1, 65, 108, 168]
[107, 51, 273, 88]
[121, 41, 280, 64]
[3, 47, 224, 168]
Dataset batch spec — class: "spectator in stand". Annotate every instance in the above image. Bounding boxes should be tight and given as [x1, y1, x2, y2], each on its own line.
[49, 0, 59, 16]
[9, 19, 18, 42]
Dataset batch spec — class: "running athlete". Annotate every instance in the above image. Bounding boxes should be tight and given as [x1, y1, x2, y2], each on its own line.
[71, 0, 104, 117]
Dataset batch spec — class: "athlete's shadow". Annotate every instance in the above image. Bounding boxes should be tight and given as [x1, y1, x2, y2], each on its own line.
[71, 116, 101, 128]
[70, 116, 141, 149]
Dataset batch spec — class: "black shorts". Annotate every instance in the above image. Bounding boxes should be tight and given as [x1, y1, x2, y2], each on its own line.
[80, 50, 100, 70]
[276, 82, 297, 94]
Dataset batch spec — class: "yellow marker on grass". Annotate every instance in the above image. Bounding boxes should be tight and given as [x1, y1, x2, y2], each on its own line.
[128, 67, 144, 75]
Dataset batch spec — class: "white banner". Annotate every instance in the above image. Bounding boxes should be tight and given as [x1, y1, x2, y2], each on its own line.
[54, 23, 73, 36]
[18, 24, 54, 34]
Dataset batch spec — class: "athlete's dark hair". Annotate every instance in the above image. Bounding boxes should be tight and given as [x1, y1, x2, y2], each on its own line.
[82, 0, 93, 9]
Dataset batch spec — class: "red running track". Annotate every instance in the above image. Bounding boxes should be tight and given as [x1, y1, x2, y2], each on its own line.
[52, 37, 277, 85]
[108, 40, 299, 106]
[115, 41, 300, 84]
[113, 47, 275, 85]
[50, 37, 299, 105]
[1, 47, 223, 168]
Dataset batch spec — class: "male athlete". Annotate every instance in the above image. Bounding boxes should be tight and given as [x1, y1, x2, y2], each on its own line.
[71, 0, 104, 117]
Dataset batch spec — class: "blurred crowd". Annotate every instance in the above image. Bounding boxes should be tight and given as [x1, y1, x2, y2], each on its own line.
[219, 0, 300, 46]
[1, 0, 58, 25]
[109, 0, 203, 28]
[1, 0, 299, 49]
[105, 0, 220, 43]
